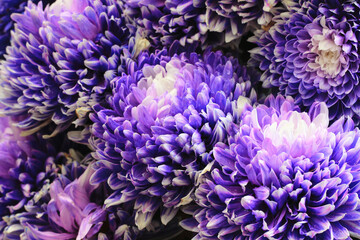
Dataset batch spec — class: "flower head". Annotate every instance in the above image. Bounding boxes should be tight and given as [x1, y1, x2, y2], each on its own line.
[182, 95, 360, 239]
[249, 0, 360, 123]
[0, 0, 131, 138]
[90, 46, 256, 230]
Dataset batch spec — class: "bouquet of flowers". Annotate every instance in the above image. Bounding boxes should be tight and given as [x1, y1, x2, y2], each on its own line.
[1, 0, 360, 239]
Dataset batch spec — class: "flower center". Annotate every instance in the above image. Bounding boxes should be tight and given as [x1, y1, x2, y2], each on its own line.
[310, 29, 342, 78]
[262, 110, 329, 158]
[139, 60, 180, 106]
[131, 59, 186, 122]
[49, 0, 89, 15]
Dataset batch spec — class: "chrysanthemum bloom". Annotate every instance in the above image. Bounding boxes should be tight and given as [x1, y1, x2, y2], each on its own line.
[0, 121, 81, 238]
[90, 46, 256, 230]
[249, 0, 360, 123]
[0, 0, 55, 58]
[25, 163, 108, 240]
[0, 0, 131, 138]
[181, 95, 360, 239]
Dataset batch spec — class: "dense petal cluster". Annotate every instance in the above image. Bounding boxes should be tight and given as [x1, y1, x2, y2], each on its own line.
[25, 160, 186, 240]
[119, 0, 281, 49]
[119, 0, 207, 48]
[0, 0, 131, 137]
[0, 0, 55, 58]
[0, 122, 80, 238]
[90, 47, 256, 230]
[197, 0, 280, 43]
[3, 0, 360, 239]
[249, 0, 360, 123]
[182, 95, 360, 239]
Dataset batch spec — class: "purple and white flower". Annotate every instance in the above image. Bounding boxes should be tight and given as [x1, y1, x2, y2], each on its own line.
[249, 0, 360, 123]
[89, 46, 256, 230]
[0, 0, 131, 138]
[181, 95, 360, 239]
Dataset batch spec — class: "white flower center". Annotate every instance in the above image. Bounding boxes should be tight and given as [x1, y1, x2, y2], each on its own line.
[50, 0, 89, 14]
[262, 106, 329, 158]
[139, 60, 180, 107]
[131, 59, 193, 121]
[310, 29, 342, 78]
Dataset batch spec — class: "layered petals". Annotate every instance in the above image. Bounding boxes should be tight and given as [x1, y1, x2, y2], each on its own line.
[90, 45, 257, 230]
[183, 95, 360, 239]
[0, 0, 132, 137]
[249, 0, 360, 123]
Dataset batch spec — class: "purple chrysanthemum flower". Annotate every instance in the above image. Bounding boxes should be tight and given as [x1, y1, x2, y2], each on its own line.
[25, 163, 107, 240]
[89, 46, 256, 230]
[181, 95, 360, 239]
[249, 0, 360, 123]
[0, 0, 131, 138]
[0, 0, 55, 58]
[0, 119, 82, 239]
